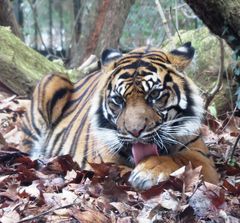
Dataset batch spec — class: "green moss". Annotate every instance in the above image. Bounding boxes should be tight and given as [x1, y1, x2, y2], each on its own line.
[163, 27, 235, 115]
[0, 26, 65, 81]
[163, 27, 232, 91]
[0, 26, 79, 95]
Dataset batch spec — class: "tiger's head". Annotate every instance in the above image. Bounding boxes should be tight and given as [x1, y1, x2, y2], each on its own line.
[90, 43, 204, 165]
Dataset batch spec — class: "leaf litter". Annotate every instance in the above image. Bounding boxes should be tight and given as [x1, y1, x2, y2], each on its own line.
[0, 95, 239, 222]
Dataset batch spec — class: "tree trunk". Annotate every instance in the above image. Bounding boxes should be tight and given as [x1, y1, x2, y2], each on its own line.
[0, 0, 22, 39]
[69, 0, 135, 68]
[0, 26, 66, 96]
[13, 0, 23, 29]
[185, 0, 240, 52]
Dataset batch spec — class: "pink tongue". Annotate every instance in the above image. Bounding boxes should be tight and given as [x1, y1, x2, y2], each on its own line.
[132, 143, 159, 164]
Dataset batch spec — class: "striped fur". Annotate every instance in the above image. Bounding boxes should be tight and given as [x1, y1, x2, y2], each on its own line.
[22, 44, 219, 188]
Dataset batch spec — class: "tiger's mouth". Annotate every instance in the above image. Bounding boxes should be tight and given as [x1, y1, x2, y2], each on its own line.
[119, 141, 167, 166]
[131, 142, 159, 164]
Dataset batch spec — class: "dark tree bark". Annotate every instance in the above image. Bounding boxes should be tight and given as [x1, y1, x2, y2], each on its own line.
[185, 0, 240, 52]
[73, 0, 81, 43]
[0, 0, 22, 39]
[69, 0, 135, 68]
[13, 0, 23, 28]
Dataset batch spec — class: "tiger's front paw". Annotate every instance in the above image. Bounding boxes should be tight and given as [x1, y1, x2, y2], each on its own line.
[128, 156, 179, 190]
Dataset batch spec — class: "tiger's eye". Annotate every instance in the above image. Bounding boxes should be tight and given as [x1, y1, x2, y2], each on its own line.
[149, 89, 160, 99]
[112, 95, 124, 105]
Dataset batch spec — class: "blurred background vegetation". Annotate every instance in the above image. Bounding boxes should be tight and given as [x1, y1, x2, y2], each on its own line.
[15, 0, 203, 59]
[0, 0, 239, 117]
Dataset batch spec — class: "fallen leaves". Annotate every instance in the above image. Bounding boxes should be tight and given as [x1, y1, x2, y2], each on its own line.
[0, 96, 240, 222]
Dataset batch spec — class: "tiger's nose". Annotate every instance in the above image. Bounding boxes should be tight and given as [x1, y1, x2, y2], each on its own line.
[128, 127, 145, 137]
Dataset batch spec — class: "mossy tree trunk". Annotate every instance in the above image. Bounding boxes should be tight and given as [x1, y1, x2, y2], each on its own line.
[0, 26, 66, 96]
[185, 0, 240, 52]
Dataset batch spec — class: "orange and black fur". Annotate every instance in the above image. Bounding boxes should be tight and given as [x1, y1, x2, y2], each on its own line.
[22, 43, 219, 189]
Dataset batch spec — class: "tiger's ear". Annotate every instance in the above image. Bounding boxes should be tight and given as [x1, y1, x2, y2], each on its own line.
[168, 42, 195, 71]
[101, 48, 122, 71]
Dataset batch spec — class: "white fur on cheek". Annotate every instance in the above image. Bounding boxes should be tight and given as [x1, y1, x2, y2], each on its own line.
[179, 95, 187, 110]
[89, 89, 121, 153]
[175, 77, 204, 136]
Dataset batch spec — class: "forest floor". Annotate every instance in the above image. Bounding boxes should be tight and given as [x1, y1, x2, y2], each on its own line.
[0, 94, 239, 223]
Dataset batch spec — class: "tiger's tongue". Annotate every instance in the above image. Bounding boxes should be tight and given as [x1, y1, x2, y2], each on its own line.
[132, 143, 159, 165]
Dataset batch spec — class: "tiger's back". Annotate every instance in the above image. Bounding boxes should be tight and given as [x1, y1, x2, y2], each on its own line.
[22, 71, 114, 168]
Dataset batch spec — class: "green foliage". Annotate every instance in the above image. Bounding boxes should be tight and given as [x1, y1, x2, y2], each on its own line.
[209, 103, 218, 118]
[227, 157, 237, 167]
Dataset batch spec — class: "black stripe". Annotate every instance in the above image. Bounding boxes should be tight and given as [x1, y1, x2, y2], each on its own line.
[179, 135, 201, 151]
[115, 79, 132, 88]
[146, 54, 168, 63]
[182, 81, 195, 117]
[57, 82, 98, 154]
[51, 77, 99, 129]
[69, 109, 89, 165]
[69, 110, 89, 155]
[127, 52, 144, 56]
[96, 97, 117, 131]
[63, 76, 99, 114]
[196, 150, 210, 158]
[82, 122, 91, 169]
[117, 58, 138, 66]
[40, 75, 56, 123]
[55, 121, 74, 156]
[73, 71, 99, 92]
[21, 124, 38, 141]
[38, 78, 48, 125]
[47, 88, 69, 124]
[51, 128, 66, 156]
[30, 98, 41, 136]
[172, 83, 181, 103]
[22, 139, 33, 146]
[164, 72, 173, 84]
[21, 127, 37, 141]
[122, 61, 140, 70]
[119, 72, 131, 79]
[148, 61, 168, 69]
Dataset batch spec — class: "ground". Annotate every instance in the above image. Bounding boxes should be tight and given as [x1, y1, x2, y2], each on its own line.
[0, 94, 239, 223]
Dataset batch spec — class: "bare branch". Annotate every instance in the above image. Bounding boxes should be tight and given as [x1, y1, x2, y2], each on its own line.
[204, 37, 225, 110]
[77, 54, 99, 76]
[17, 201, 81, 223]
[229, 134, 240, 162]
[27, 0, 49, 52]
[155, 0, 174, 48]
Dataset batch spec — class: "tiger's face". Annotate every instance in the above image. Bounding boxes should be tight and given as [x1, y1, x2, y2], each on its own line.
[91, 43, 204, 165]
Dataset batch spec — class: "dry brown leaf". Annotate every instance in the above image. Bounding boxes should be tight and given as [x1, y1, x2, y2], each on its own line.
[171, 164, 202, 192]
[18, 181, 41, 199]
[69, 207, 110, 223]
[0, 209, 20, 223]
[189, 182, 226, 217]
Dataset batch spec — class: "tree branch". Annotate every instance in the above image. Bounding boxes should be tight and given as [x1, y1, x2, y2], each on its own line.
[27, 0, 49, 52]
[204, 37, 225, 110]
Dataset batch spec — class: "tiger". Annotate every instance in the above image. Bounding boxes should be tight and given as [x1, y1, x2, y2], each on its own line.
[21, 42, 219, 190]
